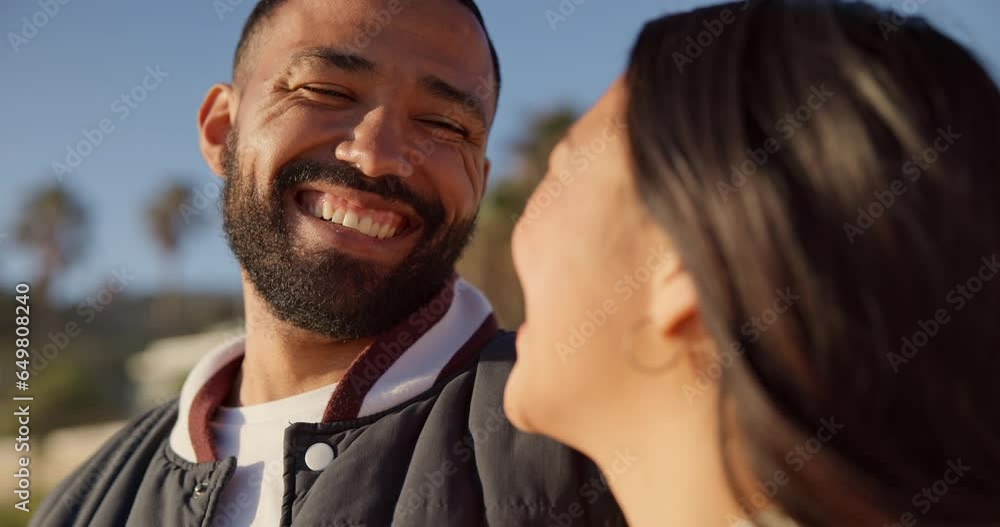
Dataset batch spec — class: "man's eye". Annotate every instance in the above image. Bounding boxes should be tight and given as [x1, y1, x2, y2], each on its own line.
[301, 86, 353, 100]
[422, 119, 468, 138]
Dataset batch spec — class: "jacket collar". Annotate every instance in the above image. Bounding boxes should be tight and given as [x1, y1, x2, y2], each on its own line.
[169, 277, 498, 463]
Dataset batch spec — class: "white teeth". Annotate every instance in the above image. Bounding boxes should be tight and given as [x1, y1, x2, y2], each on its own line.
[311, 201, 397, 239]
[358, 216, 373, 236]
[331, 207, 346, 224]
[342, 210, 360, 229]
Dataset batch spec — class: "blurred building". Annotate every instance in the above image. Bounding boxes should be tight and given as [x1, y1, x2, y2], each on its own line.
[126, 321, 244, 412]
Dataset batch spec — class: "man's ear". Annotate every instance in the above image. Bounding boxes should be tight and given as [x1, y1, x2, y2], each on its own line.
[197, 84, 236, 178]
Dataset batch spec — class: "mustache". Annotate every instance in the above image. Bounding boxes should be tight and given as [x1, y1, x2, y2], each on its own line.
[274, 159, 445, 228]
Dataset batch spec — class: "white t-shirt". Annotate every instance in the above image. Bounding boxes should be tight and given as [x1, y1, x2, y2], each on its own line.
[208, 383, 337, 527]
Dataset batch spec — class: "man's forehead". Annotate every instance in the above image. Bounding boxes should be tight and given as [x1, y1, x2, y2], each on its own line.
[254, 0, 497, 117]
[265, 0, 493, 78]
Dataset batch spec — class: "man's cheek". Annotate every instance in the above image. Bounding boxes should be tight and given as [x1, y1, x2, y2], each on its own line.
[455, 148, 487, 201]
[440, 186, 479, 225]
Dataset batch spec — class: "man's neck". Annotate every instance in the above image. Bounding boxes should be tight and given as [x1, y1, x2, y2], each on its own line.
[228, 282, 375, 407]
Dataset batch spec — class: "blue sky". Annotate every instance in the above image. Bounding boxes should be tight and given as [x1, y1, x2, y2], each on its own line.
[2, 0, 999, 302]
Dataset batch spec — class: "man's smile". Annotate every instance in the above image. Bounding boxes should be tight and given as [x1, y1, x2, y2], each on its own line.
[296, 189, 411, 239]
[290, 185, 422, 260]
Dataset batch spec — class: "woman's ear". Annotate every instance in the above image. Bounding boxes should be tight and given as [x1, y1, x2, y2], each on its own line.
[648, 242, 699, 340]
[197, 84, 236, 178]
[627, 237, 703, 374]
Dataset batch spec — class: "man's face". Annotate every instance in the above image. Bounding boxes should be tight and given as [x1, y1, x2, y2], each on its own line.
[217, 0, 496, 339]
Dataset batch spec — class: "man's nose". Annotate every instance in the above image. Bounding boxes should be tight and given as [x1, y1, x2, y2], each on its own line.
[335, 107, 412, 179]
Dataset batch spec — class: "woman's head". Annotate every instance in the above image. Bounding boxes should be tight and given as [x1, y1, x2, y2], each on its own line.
[506, 0, 1000, 524]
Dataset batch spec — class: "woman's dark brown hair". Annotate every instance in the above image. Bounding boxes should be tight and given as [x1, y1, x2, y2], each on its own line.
[625, 0, 1000, 524]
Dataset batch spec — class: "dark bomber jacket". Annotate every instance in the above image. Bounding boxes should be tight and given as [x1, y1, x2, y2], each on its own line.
[30, 320, 627, 526]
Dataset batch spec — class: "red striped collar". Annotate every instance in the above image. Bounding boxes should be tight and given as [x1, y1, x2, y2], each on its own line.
[168, 277, 498, 463]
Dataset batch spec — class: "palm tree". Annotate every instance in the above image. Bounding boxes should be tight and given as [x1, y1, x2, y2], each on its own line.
[15, 184, 89, 309]
[145, 180, 204, 328]
[145, 180, 201, 292]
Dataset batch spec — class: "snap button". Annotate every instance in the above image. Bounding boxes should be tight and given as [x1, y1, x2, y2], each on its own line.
[193, 481, 209, 498]
[304, 442, 334, 471]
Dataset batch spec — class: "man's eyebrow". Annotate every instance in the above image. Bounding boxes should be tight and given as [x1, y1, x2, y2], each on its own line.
[287, 47, 376, 74]
[419, 75, 489, 129]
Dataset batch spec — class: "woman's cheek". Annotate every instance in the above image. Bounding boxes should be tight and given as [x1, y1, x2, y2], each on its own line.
[510, 214, 536, 294]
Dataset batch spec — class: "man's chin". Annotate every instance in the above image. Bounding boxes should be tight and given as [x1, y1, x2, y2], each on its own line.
[253, 271, 405, 340]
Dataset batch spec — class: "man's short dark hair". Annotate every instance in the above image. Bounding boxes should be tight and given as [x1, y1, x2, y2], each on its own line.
[232, 0, 501, 102]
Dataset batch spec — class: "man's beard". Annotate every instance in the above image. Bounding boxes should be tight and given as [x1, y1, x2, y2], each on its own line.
[221, 128, 476, 340]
